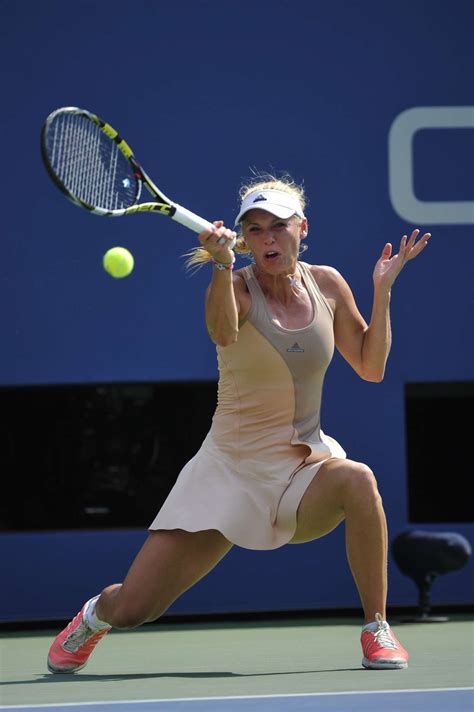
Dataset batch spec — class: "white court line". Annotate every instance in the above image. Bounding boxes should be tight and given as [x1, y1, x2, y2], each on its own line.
[1, 687, 473, 708]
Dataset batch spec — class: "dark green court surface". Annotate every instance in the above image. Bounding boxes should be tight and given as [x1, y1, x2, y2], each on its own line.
[1, 615, 472, 709]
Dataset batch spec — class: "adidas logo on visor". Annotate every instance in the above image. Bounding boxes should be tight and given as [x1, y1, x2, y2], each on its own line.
[234, 188, 304, 225]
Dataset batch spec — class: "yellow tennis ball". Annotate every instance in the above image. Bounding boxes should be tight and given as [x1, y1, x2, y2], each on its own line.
[103, 247, 134, 278]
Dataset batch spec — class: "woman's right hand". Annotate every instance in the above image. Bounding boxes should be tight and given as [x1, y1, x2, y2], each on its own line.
[199, 221, 236, 265]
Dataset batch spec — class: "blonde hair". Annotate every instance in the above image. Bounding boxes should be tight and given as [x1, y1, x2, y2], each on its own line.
[185, 172, 306, 270]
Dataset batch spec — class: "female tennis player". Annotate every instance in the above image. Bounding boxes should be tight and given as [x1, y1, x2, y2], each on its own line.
[47, 174, 431, 674]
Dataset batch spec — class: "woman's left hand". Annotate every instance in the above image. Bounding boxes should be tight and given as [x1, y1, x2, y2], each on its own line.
[373, 228, 431, 292]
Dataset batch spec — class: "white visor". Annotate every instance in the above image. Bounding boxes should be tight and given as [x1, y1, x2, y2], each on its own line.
[235, 189, 304, 225]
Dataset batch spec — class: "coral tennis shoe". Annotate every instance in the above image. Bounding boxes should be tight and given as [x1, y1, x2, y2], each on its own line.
[47, 601, 111, 673]
[361, 613, 409, 669]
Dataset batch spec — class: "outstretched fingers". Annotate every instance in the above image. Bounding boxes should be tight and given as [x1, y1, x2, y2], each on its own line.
[405, 229, 431, 261]
[381, 242, 392, 260]
[373, 228, 431, 290]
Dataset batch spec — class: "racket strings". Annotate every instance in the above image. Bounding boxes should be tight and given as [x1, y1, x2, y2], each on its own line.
[46, 114, 137, 210]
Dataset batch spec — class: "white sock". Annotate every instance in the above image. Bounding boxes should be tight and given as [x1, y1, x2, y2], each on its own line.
[362, 620, 379, 632]
[83, 595, 110, 631]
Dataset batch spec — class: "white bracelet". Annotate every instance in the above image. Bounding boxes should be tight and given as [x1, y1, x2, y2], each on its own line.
[212, 254, 236, 271]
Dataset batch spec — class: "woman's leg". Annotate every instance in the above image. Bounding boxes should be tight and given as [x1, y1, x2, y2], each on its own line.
[289, 458, 387, 624]
[47, 528, 232, 672]
[96, 528, 233, 627]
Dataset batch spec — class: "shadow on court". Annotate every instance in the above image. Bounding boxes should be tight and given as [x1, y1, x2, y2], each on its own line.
[0, 666, 363, 687]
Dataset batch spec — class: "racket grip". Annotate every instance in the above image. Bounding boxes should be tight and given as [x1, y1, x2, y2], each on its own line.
[172, 204, 237, 249]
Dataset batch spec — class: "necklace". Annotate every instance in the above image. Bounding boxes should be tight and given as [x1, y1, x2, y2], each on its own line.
[287, 271, 303, 290]
[253, 265, 303, 292]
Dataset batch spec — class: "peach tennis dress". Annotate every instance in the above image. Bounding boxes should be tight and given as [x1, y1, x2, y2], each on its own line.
[149, 262, 346, 549]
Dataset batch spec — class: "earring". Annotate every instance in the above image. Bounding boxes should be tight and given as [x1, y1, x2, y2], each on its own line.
[299, 243, 308, 255]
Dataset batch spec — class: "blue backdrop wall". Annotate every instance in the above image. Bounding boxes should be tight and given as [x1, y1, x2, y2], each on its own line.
[1, 0, 473, 621]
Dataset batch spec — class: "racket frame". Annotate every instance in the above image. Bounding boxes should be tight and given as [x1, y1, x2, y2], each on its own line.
[40, 107, 217, 235]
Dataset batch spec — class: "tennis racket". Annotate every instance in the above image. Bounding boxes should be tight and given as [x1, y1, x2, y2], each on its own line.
[41, 106, 235, 246]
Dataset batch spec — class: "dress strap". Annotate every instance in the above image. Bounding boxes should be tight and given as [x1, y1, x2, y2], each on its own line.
[239, 265, 266, 324]
[298, 262, 334, 320]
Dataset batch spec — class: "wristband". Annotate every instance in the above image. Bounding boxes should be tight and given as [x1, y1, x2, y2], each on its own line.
[212, 255, 235, 271]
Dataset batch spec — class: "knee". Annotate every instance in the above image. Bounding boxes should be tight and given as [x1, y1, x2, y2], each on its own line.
[343, 462, 381, 504]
